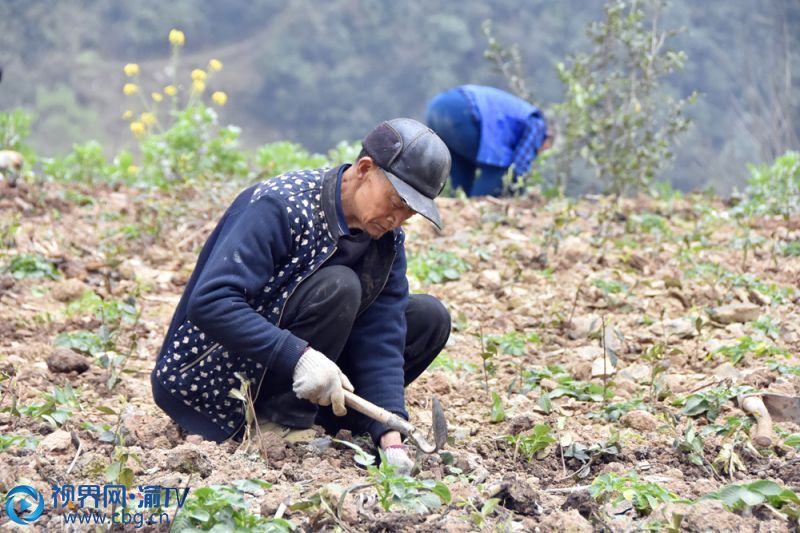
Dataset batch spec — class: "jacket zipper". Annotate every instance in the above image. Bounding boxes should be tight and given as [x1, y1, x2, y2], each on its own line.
[178, 342, 220, 374]
[224, 244, 339, 442]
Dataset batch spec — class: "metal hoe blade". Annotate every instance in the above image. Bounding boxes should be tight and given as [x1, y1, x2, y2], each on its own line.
[762, 393, 800, 423]
[432, 396, 448, 451]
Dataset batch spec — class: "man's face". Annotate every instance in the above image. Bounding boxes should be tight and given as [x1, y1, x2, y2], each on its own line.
[354, 167, 416, 239]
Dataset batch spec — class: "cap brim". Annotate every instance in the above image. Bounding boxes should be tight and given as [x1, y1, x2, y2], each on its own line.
[383, 170, 443, 230]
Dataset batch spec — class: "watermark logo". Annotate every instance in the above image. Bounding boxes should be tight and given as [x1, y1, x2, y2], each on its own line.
[5, 485, 45, 525]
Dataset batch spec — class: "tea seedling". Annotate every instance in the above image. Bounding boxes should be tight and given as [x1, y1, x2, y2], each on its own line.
[407, 248, 470, 284]
[15, 384, 82, 427]
[3, 253, 60, 280]
[503, 424, 556, 462]
[702, 480, 800, 520]
[590, 471, 687, 516]
[714, 336, 790, 366]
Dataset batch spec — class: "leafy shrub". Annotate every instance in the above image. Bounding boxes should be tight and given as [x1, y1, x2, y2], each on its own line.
[553, 0, 695, 196]
[41, 141, 108, 183]
[733, 151, 800, 219]
[0, 109, 35, 162]
[254, 141, 327, 176]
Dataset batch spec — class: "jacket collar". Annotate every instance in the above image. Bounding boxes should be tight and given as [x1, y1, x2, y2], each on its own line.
[321, 166, 346, 241]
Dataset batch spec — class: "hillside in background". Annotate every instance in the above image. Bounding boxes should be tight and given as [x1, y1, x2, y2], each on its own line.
[1, 0, 799, 193]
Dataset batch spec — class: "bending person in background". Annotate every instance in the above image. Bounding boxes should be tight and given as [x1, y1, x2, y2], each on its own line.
[426, 85, 553, 197]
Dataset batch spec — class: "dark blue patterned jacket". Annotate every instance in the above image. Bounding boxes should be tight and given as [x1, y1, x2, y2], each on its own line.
[151, 166, 409, 442]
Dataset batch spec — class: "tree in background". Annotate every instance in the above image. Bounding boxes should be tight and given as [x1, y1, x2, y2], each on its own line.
[552, 0, 697, 197]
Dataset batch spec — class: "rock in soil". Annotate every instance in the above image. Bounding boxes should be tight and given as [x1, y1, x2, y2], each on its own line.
[51, 278, 87, 302]
[46, 347, 90, 374]
[537, 509, 593, 532]
[620, 410, 660, 432]
[38, 430, 74, 453]
[165, 444, 213, 478]
[709, 303, 761, 324]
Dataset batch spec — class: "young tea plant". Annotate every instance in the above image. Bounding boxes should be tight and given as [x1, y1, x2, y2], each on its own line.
[407, 248, 470, 285]
[702, 480, 800, 520]
[590, 471, 688, 516]
[503, 424, 556, 462]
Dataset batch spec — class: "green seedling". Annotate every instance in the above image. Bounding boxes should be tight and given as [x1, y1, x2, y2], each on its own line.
[675, 384, 755, 422]
[588, 398, 648, 422]
[592, 278, 629, 308]
[751, 315, 780, 340]
[641, 341, 669, 406]
[15, 384, 82, 427]
[173, 481, 293, 532]
[429, 353, 477, 373]
[3, 253, 60, 280]
[714, 336, 790, 366]
[672, 421, 705, 468]
[105, 441, 139, 489]
[562, 431, 621, 479]
[490, 392, 506, 423]
[712, 442, 746, 478]
[459, 497, 501, 530]
[524, 365, 614, 403]
[783, 433, 800, 450]
[767, 361, 800, 376]
[589, 471, 688, 516]
[778, 240, 800, 257]
[702, 480, 800, 520]
[486, 330, 541, 391]
[407, 248, 469, 285]
[503, 424, 556, 462]
[473, 330, 498, 395]
[0, 434, 40, 453]
[335, 440, 451, 513]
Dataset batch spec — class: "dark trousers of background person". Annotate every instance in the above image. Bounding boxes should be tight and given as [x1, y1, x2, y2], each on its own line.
[426, 88, 507, 197]
[254, 265, 451, 441]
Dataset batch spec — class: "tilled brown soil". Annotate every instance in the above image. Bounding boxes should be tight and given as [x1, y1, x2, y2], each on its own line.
[1, 179, 799, 531]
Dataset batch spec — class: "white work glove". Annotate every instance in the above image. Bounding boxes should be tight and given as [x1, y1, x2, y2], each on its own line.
[292, 348, 354, 416]
[383, 445, 414, 476]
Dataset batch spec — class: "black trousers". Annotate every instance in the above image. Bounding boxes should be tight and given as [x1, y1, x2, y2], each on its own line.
[254, 265, 451, 440]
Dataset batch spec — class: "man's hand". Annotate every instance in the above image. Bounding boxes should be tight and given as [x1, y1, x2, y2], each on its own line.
[292, 348, 354, 416]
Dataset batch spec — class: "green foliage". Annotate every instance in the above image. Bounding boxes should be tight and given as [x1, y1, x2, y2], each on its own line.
[778, 240, 800, 257]
[407, 248, 469, 284]
[3, 253, 60, 280]
[0, 110, 35, 161]
[589, 398, 647, 422]
[562, 431, 622, 479]
[485, 331, 541, 357]
[702, 480, 800, 519]
[524, 364, 614, 402]
[489, 391, 505, 423]
[733, 151, 800, 219]
[55, 329, 115, 357]
[675, 385, 755, 421]
[335, 440, 451, 513]
[783, 433, 800, 450]
[672, 422, 705, 466]
[42, 141, 108, 182]
[713, 336, 790, 366]
[14, 384, 82, 427]
[369, 450, 452, 513]
[553, 0, 695, 195]
[590, 471, 687, 516]
[429, 353, 477, 373]
[65, 290, 139, 327]
[503, 424, 556, 462]
[173, 481, 294, 533]
[0, 434, 40, 453]
[105, 443, 139, 489]
[254, 141, 327, 176]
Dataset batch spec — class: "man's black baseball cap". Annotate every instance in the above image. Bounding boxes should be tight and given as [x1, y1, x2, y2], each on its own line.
[362, 118, 451, 230]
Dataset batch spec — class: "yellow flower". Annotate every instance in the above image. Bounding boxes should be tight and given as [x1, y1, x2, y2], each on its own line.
[191, 69, 207, 82]
[164, 85, 177, 96]
[130, 121, 145, 136]
[169, 29, 185, 46]
[208, 59, 223, 72]
[123, 83, 138, 95]
[123, 63, 140, 77]
[140, 112, 157, 126]
[151, 92, 163, 102]
[192, 80, 206, 93]
[122, 110, 133, 120]
[211, 91, 228, 106]
[127, 165, 139, 175]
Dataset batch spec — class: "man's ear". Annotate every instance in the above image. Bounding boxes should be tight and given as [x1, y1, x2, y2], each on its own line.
[355, 156, 375, 181]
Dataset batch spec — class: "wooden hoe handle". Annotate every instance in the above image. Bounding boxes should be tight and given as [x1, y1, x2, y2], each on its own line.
[741, 395, 773, 447]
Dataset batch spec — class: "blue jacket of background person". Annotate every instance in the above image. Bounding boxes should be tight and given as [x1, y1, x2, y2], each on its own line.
[462, 84, 543, 169]
[151, 167, 409, 442]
